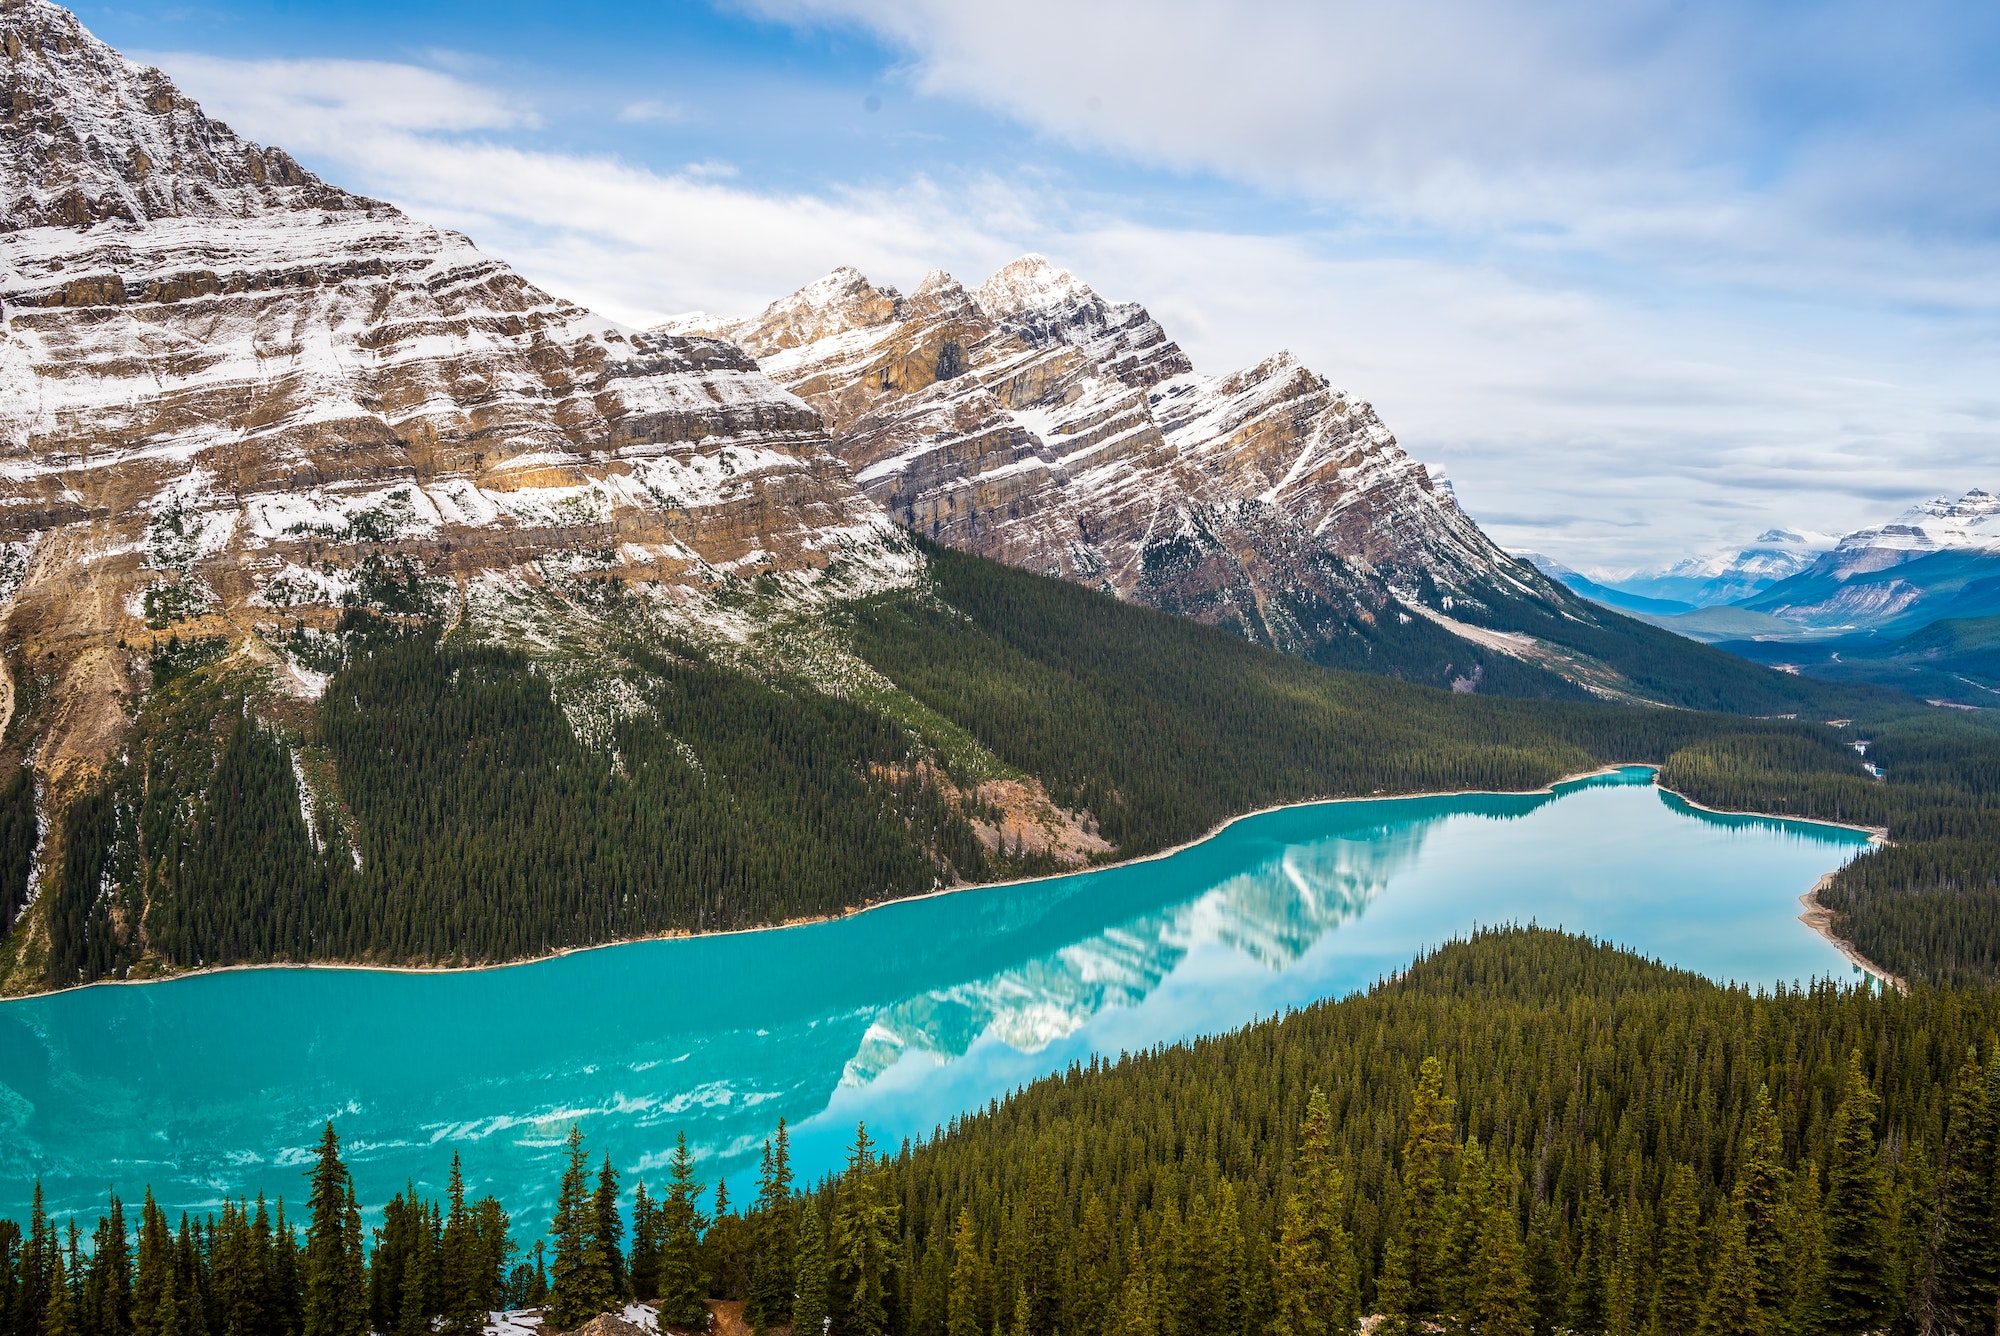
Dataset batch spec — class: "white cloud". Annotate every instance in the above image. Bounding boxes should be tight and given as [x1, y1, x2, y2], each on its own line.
[617, 98, 685, 124]
[142, 41, 2000, 569]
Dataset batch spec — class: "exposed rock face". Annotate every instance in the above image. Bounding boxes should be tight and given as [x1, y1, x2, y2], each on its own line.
[0, 0, 907, 798]
[682, 256, 1554, 657]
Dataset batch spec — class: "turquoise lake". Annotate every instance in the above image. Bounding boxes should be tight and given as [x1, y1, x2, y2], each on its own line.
[0, 768, 1872, 1231]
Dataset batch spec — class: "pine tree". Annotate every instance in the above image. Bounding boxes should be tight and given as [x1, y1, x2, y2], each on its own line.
[1394, 1058, 1458, 1323]
[440, 1156, 486, 1336]
[1524, 1200, 1567, 1336]
[1111, 1242, 1156, 1336]
[1780, 1162, 1828, 1336]
[630, 1184, 662, 1306]
[548, 1127, 616, 1330]
[1075, 1193, 1114, 1336]
[1822, 1053, 1888, 1335]
[593, 1157, 627, 1302]
[1473, 1170, 1533, 1336]
[1697, 1194, 1764, 1336]
[302, 1124, 362, 1336]
[87, 1193, 134, 1336]
[1271, 1089, 1358, 1336]
[747, 1122, 796, 1335]
[830, 1124, 898, 1336]
[1938, 1045, 1999, 1336]
[44, 1246, 78, 1336]
[947, 1212, 981, 1336]
[132, 1192, 171, 1336]
[657, 1133, 709, 1331]
[1566, 1190, 1610, 1336]
[791, 1203, 829, 1336]
[1652, 1167, 1704, 1336]
[1015, 1162, 1060, 1336]
[1740, 1086, 1792, 1322]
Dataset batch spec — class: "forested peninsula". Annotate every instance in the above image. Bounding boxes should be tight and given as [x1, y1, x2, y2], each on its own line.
[5, 930, 1999, 1336]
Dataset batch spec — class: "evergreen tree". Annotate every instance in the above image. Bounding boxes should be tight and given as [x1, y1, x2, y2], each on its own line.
[87, 1194, 134, 1336]
[302, 1124, 362, 1336]
[1938, 1045, 1999, 1336]
[1473, 1170, 1532, 1336]
[1014, 1162, 1060, 1336]
[747, 1123, 796, 1335]
[1651, 1167, 1704, 1336]
[791, 1203, 829, 1336]
[548, 1127, 616, 1330]
[1604, 1200, 1645, 1336]
[657, 1133, 709, 1331]
[1074, 1195, 1114, 1336]
[132, 1192, 171, 1336]
[1394, 1058, 1458, 1323]
[1698, 1195, 1764, 1336]
[946, 1212, 980, 1336]
[630, 1185, 662, 1306]
[830, 1125, 898, 1336]
[1566, 1190, 1610, 1336]
[1524, 1201, 1566, 1336]
[1740, 1086, 1792, 1321]
[1271, 1089, 1358, 1336]
[439, 1155, 486, 1336]
[1822, 1054, 1888, 1335]
[1780, 1163, 1828, 1336]
[44, 1246, 78, 1336]
[593, 1157, 627, 1302]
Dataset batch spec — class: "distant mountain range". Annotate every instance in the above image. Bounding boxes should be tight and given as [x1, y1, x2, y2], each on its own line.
[1531, 489, 2000, 703]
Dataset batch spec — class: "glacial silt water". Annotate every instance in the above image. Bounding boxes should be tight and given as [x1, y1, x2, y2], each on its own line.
[0, 769, 1870, 1227]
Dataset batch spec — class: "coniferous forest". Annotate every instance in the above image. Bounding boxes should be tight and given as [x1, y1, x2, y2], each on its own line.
[12, 542, 2000, 991]
[4, 929, 2000, 1336]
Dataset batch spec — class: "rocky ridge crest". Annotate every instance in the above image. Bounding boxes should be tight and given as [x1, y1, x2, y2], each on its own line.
[676, 255, 1553, 659]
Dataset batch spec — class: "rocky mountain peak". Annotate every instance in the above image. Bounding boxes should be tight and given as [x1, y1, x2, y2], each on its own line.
[906, 268, 977, 321]
[729, 264, 903, 354]
[973, 253, 1093, 317]
[698, 253, 1550, 676]
[0, 0, 361, 228]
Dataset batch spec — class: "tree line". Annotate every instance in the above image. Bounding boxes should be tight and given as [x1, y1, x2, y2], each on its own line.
[6, 929, 2000, 1336]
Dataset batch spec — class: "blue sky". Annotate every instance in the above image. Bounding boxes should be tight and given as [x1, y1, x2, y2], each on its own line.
[73, 0, 2000, 572]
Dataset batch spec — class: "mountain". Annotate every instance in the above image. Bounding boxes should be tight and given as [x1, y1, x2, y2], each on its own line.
[668, 260, 1580, 694]
[1517, 553, 1694, 616]
[675, 264, 1837, 712]
[1736, 488, 2000, 632]
[0, 0, 911, 793]
[1570, 528, 1838, 608]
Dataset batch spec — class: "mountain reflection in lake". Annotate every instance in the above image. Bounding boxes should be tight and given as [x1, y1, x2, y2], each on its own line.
[0, 770, 1867, 1229]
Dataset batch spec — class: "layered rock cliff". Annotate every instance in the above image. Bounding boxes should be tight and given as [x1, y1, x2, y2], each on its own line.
[675, 257, 1561, 664]
[0, 0, 911, 795]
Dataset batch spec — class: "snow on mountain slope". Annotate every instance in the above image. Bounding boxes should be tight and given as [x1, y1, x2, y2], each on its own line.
[680, 255, 1557, 662]
[0, 0, 923, 853]
[1590, 529, 1838, 608]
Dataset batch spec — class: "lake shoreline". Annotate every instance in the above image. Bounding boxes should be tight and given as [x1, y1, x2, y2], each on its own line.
[1646, 783, 1900, 988]
[1, 763, 1869, 1003]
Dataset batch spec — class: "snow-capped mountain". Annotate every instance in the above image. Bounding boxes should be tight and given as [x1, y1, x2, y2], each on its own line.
[1584, 529, 1839, 608]
[672, 257, 1556, 661]
[1737, 489, 2000, 631]
[0, 0, 907, 792]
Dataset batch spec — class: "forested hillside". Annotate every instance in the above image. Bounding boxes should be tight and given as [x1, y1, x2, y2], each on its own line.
[1659, 704, 2000, 986]
[5, 930, 1998, 1336]
[0, 540, 1878, 995]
